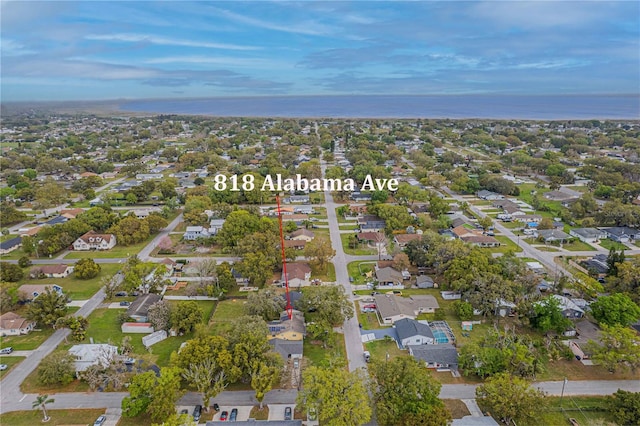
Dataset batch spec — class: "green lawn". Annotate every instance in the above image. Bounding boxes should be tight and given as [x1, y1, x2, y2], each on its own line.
[0, 328, 55, 351]
[536, 396, 615, 426]
[364, 338, 405, 362]
[341, 233, 377, 255]
[303, 332, 347, 367]
[347, 261, 376, 285]
[488, 236, 523, 253]
[312, 262, 336, 282]
[598, 238, 627, 251]
[560, 240, 597, 252]
[356, 309, 387, 330]
[0, 355, 24, 378]
[0, 409, 106, 426]
[33, 263, 121, 300]
[339, 224, 360, 231]
[209, 299, 245, 334]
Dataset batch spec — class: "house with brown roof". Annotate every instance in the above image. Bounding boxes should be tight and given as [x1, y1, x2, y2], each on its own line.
[283, 263, 312, 287]
[284, 240, 307, 250]
[72, 230, 116, 251]
[17, 284, 63, 301]
[393, 233, 422, 248]
[289, 228, 315, 241]
[19, 226, 41, 237]
[30, 264, 74, 278]
[452, 226, 500, 248]
[0, 312, 36, 336]
[60, 208, 85, 219]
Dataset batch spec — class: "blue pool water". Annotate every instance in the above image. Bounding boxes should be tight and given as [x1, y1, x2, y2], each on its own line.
[433, 330, 449, 343]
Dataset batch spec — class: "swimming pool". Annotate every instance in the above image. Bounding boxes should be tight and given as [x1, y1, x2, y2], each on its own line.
[433, 330, 449, 343]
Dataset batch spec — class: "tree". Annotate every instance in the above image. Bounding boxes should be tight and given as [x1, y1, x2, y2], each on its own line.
[304, 237, 336, 271]
[32, 394, 55, 422]
[392, 252, 410, 271]
[145, 214, 168, 234]
[587, 324, 640, 372]
[18, 256, 32, 268]
[607, 389, 640, 426]
[530, 296, 572, 334]
[227, 316, 271, 380]
[171, 335, 236, 381]
[606, 247, 625, 277]
[590, 293, 640, 327]
[35, 179, 67, 209]
[475, 372, 546, 425]
[608, 259, 640, 304]
[152, 413, 197, 426]
[477, 216, 493, 231]
[148, 300, 171, 331]
[170, 301, 203, 334]
[371, 357, 450, 426]
[537, 217, 554, 230]
[0, 262, 24, 282]
[297, 366, 372, 426]
[182, 358, 228, 412]
[74, 258, 101, 279]
[298, 286, 354, 326]
[452, 300, 474, 321]
[193, 258, 217, 288]
[245, 288, 286, 321]
[251, 359, 281, 409]
[26, 288, 68, 328]
[38, 352, 75, 386]
[55, 315, 89, 342]
[122, 367, 184, 423]
[107, 215, 150, 246]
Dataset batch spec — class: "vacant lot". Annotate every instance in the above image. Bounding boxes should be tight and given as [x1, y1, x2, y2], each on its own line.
[0, 409, 106, 426]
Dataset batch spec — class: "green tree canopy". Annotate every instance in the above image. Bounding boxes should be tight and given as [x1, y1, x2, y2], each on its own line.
[590, 293, 640, 327]
[476, 372, 546, 425]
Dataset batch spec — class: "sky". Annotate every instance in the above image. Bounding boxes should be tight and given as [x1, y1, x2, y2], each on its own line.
[1, 0, 639, 101]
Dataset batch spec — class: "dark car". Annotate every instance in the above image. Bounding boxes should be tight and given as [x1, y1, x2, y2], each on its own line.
[284, 407, 292, 420]
[229, 408, 238, 421]
[93, 415, 107, 426]
[115, 291, 127, 297]
[212, 403, 220, 411]
[220, 411, 228, 421]
[193, 404, 202, 422]
[119, 301, 130, 306]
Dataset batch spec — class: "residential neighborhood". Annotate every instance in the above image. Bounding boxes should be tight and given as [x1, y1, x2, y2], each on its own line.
[1, 111, 639, 426]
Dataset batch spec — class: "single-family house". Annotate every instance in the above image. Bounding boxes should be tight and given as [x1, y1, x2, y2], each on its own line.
[0, 312, 36, 336]
[60, 208, 85, 219]
[409, 344, 459, 371]
[395, 318, 435, 347]
[30, 264, 74, 278]
[552, 295, 585, 318]
[537, 229, 572, 243]
[290, 228, 315, 242]
[375, 267, 404, 286]
[580, 254, 609, 277]
[374, 294, 440, 325]
[17, 284, 63, 301]
[286, 195, 310, 204]
[284, 240, 307, 250]
[393, 233, 422, 248]
[43, 216, 68, 226]
[281, 214, 309, 226]
[73, 231, 116, 251]
[19, 226, 41, 237]
[68, 344, 118, 372]
[600, 227, 639, 243]
[269, 338, 303, 362]
[267, 310, 305, 341]
[136, 173, 163, 180]
[350, 192, 372, 202]
[294, 205, 315, 215]
[477, 190, 503, 201]
[209, 219, 225, 235]
[183, 226, 210, 240]
[358, 215, 386, 232]
[0, 237, 22, 255]
[127, 294, 162, 323]
[283, 263, 312, 287]
[416, 275, 435, 289]
[569, 228, 606, 244]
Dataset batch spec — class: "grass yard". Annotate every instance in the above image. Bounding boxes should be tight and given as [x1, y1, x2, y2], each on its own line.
[0, 409, 106, 426]
[347, 261, 376, 285]
[364, 338, 405, 362]
[304, 333, 347, 367]
[312, 262, 336, 282]
[443, 399, 471, 419]
[21, 351, 91, 393]
[35, 263, 121, 300]
[209, 299, 246, 334]
[340, 233, 377, 255]
[339, 224, 360, 231]
[488, 236, 523, 253]
[537, 359, 639, 382]
[537, 396, 615, 426]
[356, 309, 387, 330]
[0, 328, 54, 350]
[65, 235, 156, 259]
[559, 240, 597, 252]
[598, 238, 627, 251]
[249, 406, 270, 420]
[0, 356, 24, 377]
[117, 412, 153, 426]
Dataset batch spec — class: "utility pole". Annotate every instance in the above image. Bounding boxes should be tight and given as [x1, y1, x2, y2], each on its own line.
[560, 377, 568, 409]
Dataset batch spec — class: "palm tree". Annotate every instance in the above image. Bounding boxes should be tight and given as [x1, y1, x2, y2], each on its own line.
[32, 394, 55, 422]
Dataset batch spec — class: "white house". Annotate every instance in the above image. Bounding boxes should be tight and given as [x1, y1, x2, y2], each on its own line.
[17, 284, 63, 301]
[73, 231, 116, 251]
[68, 344, 118, 372]
[569, 228, 606, 244]
[283, 263, 312, 287]
[209, 219, 226, 235]
[395, 318, 435, 348]
[0, 312, 36, 336]
[183, 226, 210, 240]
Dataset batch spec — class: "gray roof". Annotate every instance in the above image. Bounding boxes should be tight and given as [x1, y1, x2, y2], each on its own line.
[538, 229, 571, 240]
[395, 318, 434, 341]
[207, 422, 301, 426]
[374, 294, 440, 319]
[0, 236, 22, 250]
[127, 294, 162, 318]
[416, 275, 434, 287]
[570, 228, 602, 239]
[409, 343, 458, 365]
[451, 416, 499, 426]
[375, 267, 403, 283]
[269, 338, 303, 361]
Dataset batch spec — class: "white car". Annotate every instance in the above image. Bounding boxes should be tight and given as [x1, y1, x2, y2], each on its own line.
[0, 364, 8, 371]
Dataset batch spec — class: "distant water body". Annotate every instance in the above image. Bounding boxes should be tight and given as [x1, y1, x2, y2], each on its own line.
[120, 95, 639, 120]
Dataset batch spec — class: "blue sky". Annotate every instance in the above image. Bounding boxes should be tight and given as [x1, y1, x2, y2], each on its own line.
[1, 1, 639, 101]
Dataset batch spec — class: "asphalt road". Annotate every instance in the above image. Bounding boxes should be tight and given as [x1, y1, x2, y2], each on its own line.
[321, 161, 368, 373]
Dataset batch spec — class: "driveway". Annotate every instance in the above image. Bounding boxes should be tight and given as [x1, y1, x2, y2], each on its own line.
[268, 403, 294, 421]
[211, 405, 252, 422]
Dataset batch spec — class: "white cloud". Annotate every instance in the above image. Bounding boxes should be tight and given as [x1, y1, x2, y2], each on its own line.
[144, 55, 290, 69]
[211, 7, 335, 36]
[85, 33, 260, 51]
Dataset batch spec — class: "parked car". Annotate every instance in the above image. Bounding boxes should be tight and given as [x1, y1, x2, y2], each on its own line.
[0, 364, 8, 371]
[119, 301, 130, 306]
[192, 404, 202, 422]
[115, 292, 127, 297]
[220, 411, 228, 421]
[180, 409, 188, 414]
[284, 406, 292, 420]
[0, 347, 13, 355]
[93, 415, 107, 426]
[386, 290, 402, 296]
[212, 403, 220, 411]
[229, 408, 238, 421]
